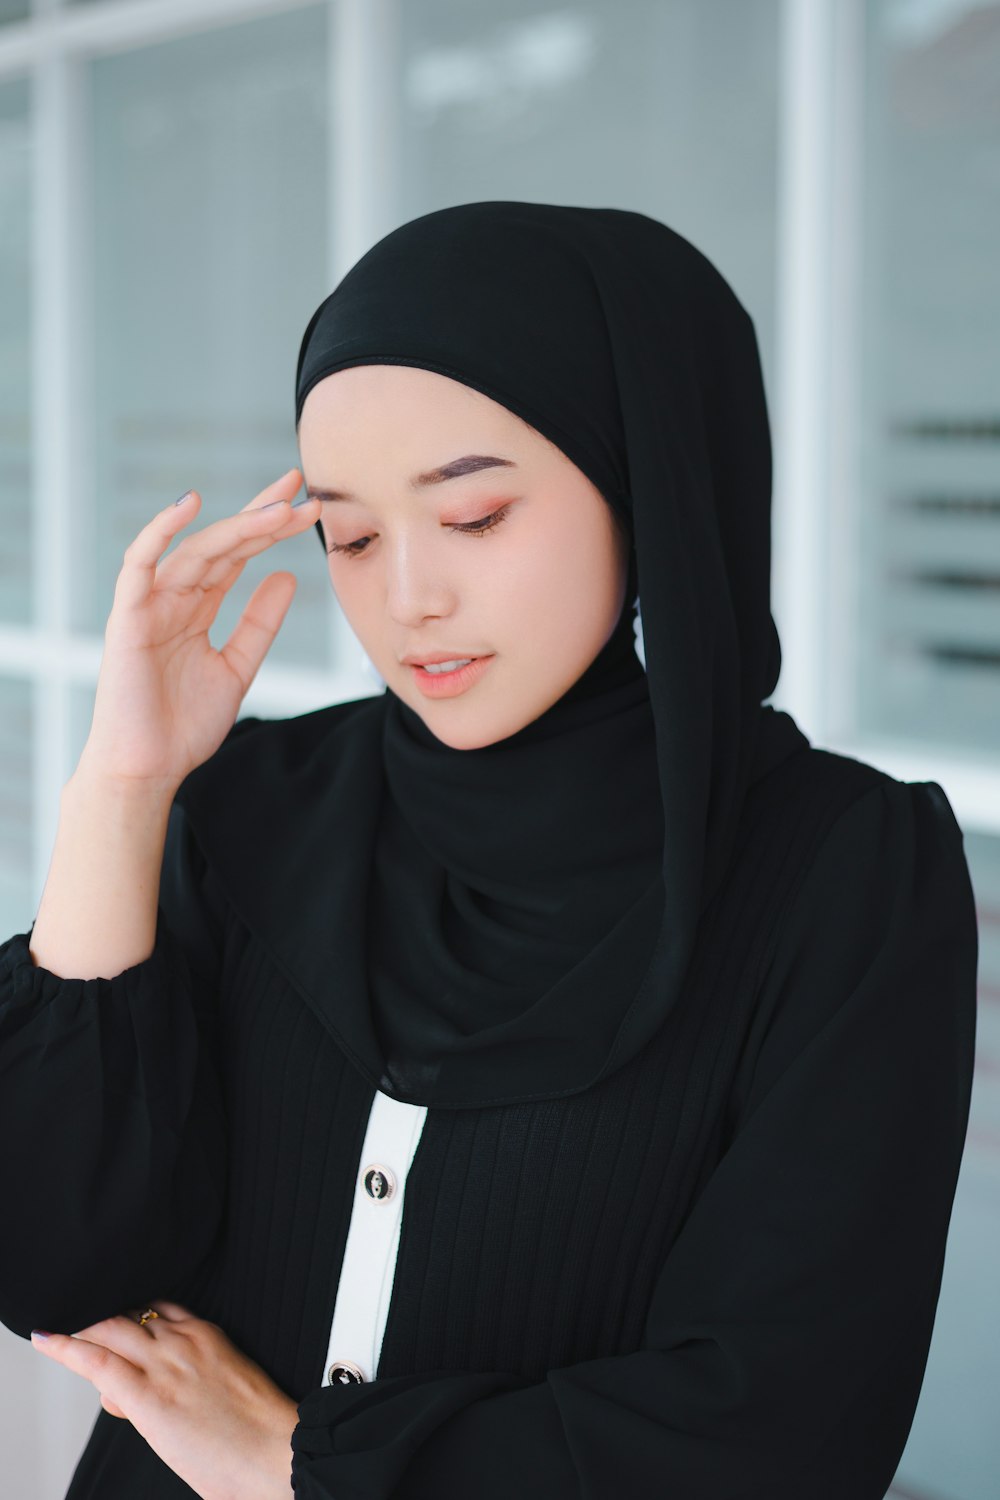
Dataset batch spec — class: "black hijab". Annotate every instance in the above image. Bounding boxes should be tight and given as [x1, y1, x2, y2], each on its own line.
[182, 201, 811, 1110]
[365, 580, 663, 1101]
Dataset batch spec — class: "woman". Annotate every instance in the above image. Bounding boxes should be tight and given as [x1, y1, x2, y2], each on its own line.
[0, 201, 979, 1499]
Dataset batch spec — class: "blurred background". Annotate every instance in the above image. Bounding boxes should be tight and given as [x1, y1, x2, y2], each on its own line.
[0, 0, 997, 1495]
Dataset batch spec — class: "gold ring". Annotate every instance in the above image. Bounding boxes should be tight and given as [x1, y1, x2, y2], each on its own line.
[136, 1307, 160, 1327]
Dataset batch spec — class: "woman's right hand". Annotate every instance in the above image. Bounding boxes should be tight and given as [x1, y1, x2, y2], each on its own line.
[75, 468, 322, 792]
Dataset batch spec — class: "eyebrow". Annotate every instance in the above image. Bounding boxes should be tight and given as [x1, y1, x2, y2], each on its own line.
[306, 453, 517, 502]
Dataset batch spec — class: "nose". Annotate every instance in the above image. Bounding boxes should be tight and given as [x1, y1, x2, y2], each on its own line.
[383, 530, 456, 628]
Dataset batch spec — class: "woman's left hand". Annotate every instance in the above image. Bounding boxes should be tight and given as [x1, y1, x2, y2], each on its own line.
[31, 1300, 299, 1500]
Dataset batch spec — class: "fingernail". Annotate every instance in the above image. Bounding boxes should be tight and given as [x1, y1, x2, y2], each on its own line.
[290, 496, 314, 508]
[31, 1330, 52, 1341]
[259, 499, 288, 510]
[174, 491, 194, 506]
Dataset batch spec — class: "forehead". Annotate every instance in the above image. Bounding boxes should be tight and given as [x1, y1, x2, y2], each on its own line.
[299, 363, 511, 428]
[297, 367, 559, 489]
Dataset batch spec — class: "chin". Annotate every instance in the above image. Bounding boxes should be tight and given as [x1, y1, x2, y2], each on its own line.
[414, 713, 504, 752]
[411, 698, 531, 752]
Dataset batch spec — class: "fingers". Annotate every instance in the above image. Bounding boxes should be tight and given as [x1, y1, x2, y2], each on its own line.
[31, 1324, 147, 1407]
[138, 1299, 195, 1323]
[34, 1307, 179, 1364]
[218, 572, 299, 698]
[31, 1302, 216, 1426]
[162, 494, 320, 595]
[72, 1312, 167, 1346]
[237, 467, 304, 512]
[112, 489, 205, 613]
[113, 470, 320, 613]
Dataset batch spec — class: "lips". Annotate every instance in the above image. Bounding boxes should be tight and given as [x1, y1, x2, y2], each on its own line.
[403, 653, 481, 667]
[409, 654, 494, 697]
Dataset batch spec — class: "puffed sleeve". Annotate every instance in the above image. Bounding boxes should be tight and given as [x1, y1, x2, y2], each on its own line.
[0, 762, 245, 1342]
[289, 777, 979, 1500]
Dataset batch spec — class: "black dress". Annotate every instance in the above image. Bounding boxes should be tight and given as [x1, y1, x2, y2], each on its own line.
[0, 699, 978, 1498]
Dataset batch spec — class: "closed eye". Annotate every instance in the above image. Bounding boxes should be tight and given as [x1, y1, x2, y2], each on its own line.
[326, 504, 511, 558]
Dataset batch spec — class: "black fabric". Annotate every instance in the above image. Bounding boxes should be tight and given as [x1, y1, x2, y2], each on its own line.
[290, 771, 979, 1500]
[369, 592, 667, 1100]
[235, 199, 811, 1108]
[0, 735, 978, 1499]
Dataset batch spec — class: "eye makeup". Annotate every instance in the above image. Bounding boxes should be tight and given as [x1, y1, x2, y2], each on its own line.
[326, 504, 512, 558]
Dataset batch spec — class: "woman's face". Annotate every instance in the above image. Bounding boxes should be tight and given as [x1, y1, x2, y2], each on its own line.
[297, 363, 630, 750]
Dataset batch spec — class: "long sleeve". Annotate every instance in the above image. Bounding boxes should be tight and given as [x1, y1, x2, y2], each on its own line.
[289, 777, 979, 1500]
[0, 794, 232, 1341]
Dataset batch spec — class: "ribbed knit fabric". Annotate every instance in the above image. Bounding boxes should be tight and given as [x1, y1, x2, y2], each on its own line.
[0, 739, 978, 1499]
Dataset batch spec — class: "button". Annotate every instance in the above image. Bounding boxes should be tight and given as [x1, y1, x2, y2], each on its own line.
[362, 1162, 397, 1201]
[328, 1358, 366, 1385]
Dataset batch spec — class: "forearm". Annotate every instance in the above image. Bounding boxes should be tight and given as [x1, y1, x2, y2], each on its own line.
[29, 756, 178, 980]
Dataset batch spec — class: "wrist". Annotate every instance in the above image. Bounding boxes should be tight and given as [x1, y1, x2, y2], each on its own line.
[260, 1396, 299, 1497]
[65, 757, 179, 813]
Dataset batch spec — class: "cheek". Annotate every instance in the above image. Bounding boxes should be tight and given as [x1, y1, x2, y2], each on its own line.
[325, 564, 376, 638]
[514, 543, 595, 642]
[476, 540, 554, 630]
[545, 518, 615, 608]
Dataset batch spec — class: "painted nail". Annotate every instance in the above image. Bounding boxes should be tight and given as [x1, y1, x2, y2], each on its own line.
[173, 491, 194, 506]
[259, 499, 288, 510]
[290, 496, 315, 508]
[31, 1330, 52, 1341]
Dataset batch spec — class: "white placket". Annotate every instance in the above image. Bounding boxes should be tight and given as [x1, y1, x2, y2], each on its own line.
[320, 1088, 428, 1387]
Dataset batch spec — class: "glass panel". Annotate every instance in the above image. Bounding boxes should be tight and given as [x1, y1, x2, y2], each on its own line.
[0, 76, 31, 626]
[79, 5, 331, 670]
[0, 677, 32, 937]
[858, 1, 1000, 756]
[399, 0, 781, 383]
[0, 1, 30, 27]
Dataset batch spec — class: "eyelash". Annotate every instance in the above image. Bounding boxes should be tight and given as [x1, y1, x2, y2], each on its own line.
[326, 504, 512, 558]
